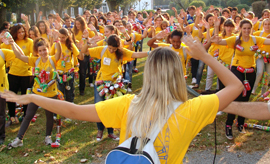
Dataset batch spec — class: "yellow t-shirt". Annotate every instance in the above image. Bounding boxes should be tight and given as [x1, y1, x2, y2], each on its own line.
[95, 94, 219, 164]
[188, 23, 205, 41]
[253, 21, 264, 32]
[50, 43, 79, 72]
[129, 32, 142, 51]
[28, 56, 58, 97]
[216, 34, 236, 64]
[41, 33, 50, 40]
[225, 36, 266, 68]
[98, 25, 104, 34]
[1, 38, 33, 76]
[88, 46, 133, 81]
[157, 43, 191, 75]
[0, 49, 16, 92]
[253, 31, 270, 53]
[74, 28, 95, 41]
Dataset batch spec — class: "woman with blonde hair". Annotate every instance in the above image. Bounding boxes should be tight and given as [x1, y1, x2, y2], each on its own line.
[1, 36, 243, 163]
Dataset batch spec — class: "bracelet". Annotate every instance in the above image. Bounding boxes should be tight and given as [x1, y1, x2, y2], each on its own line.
[147, 51, 151, 56]
[126, 38, 132, 42]
[54, 40, 59, 43]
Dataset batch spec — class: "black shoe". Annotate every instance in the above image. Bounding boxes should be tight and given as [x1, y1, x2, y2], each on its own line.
[201, 90, 213, 95]
[225, 125, 233, 140]
[80, 91, 84, 96]
[237, 125, 246, 134]
[0, 138, 4, 145]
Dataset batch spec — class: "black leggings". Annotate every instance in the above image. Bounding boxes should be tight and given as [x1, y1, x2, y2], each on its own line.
[225, 66, 256, 126]
[17, 96, 57, 140]
[0, 97, 6, 140]
[7, 74, 34, 117]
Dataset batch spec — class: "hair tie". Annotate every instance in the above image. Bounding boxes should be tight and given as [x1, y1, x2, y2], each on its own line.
[38, 38, 43, 42]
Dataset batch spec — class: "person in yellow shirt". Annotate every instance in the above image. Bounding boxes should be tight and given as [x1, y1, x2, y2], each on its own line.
[252, 18, 270, 95]
[36, 21, 51, 43]
[73, 16, 96, 95]
[147, 29, 190, 76]
[6, 33, 62, 148]
[147, 14, 164, 38]
[81, 34, 149, 142]
[253, 9, 270, 32]
[212, 18, 270, 140]
[89, 15, 104, 34]
[51, 28, 82, 102]
[28, 26, 40, 41]
[1, 24, 34, 125]
[0, 49, 16, 145]
[1, 36, 244, 163]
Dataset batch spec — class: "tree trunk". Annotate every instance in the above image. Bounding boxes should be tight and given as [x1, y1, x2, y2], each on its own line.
[35, 3, 40, 22]
[31, 9, 35, 25]
[17, 9, 22, 23]
[67, 7, 71, 16]
[0, 7, 7, 26]
[107, 0, 118, 12]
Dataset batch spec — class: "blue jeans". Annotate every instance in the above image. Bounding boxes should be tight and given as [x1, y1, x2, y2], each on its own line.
[125, 61, 134, 82]
[253, 58, 270, 94]
[57, 73, 75, 102]
[94, 85, 113, 134]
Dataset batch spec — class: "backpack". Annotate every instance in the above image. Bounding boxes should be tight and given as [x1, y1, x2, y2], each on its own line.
[105, 101, 182, 164]
[0, 49, 5, 61]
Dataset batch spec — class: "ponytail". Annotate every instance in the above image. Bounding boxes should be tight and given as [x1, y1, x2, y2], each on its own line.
[107, 34, 123, 60]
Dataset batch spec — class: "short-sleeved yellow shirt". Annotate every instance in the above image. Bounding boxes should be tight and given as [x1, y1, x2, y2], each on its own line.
[50, 43, 79, 72]
[28, 56, 58, 97]
[0, 49, 16, 92]
[74, 28, 96, 41]
[1, 38, 33, 76]
[88, 46, 133, 81]
[225, 36, 266, 68]
[95, 94, 219, 164]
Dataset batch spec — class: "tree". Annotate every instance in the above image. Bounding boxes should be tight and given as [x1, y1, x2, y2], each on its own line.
[170, 0, 187, 9]
[106, 0, 124, 11]
[227, 0, 240, 7]
[236, 4, 250, 12]
[189, 1, 206, 8]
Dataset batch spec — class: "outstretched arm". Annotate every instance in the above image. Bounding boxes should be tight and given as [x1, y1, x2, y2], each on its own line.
[1, 91, 101, 122]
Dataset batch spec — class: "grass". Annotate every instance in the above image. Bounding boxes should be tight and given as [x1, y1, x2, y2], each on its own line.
[1, 38, 270, 163]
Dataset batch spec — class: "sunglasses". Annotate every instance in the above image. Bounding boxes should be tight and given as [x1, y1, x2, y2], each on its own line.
[13, 23, 23, 26]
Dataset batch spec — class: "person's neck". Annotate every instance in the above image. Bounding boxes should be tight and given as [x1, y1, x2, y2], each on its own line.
[264, 29, 270, 33]
[41, 56, 48, 63]
[190, 13, 194, 17]
[242, 35, 250, 41]
[226, 32, 232, 37]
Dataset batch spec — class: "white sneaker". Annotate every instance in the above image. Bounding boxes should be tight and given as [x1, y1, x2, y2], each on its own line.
[127, 88, 132, 92]
[44, 136, 52, 145]
[90, 83, 94, 87]
[9, 137, 23, 148]
[216, 111, 223, 116]
[191, 78, 197, 84]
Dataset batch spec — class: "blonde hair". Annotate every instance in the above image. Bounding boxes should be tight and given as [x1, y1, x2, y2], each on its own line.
[125, 47, 188, 153]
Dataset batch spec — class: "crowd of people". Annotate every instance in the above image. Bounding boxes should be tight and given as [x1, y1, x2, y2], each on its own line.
[1, 5, 270, 163]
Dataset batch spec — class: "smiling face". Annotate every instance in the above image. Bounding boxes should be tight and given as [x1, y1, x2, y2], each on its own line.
[75, 21, 82, 30]
[17, 27, 25, 40]
[104, 27, 114, 38]
[241, 23, 252, 37]
[263, 19, 270, 31]
[263, 12, 270, 19]
[29, 30, 36, 40]
[155, 17, 163, 27]
[37, 45, 49, 58]
[208, 16, 214, 27]
[59, 33, 68, 43]
[170, 35, 181, 49]
[39, 22, 46, 34]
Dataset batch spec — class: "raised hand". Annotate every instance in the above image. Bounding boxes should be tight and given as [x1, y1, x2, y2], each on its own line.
[172, 7, 177, 12]
[21, 13, 28, 22]
[155, 30, 168, 40]
[54, 21, 61, 30]
[177, 16, 184, 24]
[88, 23, 96, 31]
[52, 30, 59, 41]
[119, 26, 127, 34]
[213, 16, 220, 27]
[210, 34, 222, 43]
[182, 36, 209, 60]
[204, 21, 210, 29]
[252, 17, 258, 25]
[82, 29, 89, 38]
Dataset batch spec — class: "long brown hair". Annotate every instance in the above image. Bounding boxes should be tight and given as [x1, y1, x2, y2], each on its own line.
[105, 25, 120, 35]
[74, 16, 87, 35]
[29, 26, 40, 38]
[36, 21, 49, 35]
[90, 15, 99, 30]
[222, 19, 235, 38]
[59, 28, 73, 51]
[235, 19, 253, 48]
[10, 24, 28, 41]
[107, 34, 123, 60]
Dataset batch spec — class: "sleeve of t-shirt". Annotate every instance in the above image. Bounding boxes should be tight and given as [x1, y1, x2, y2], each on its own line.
[253, 31, 260, 36]
[225, 36, 237, 48]
[135, 33, 142, 42]
[72, 43, 80, 57]
[97, 40, 104, 46]
[256, 36, 266, 47]
[50, 43, 56, 55]
[122, 48, 134, 61]
[157, 43, 170, 47]
[88, 47, 103, 59]
[2, 49, 15, 61]
[1, 43, 11, 50]
[28, 56, 39, 67]
[188, 94, 219, 130]
[95, 94, 135, 128]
